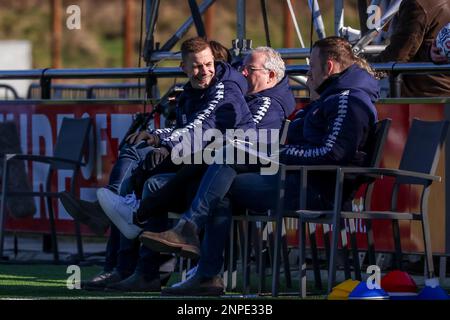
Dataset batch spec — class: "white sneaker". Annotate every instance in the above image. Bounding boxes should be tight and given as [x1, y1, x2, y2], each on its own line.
[97, 188, 142, 239]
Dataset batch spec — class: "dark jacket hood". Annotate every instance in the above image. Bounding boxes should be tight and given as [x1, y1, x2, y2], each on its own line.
[251, 76, 296, 117]
[214, 61, 248, 95]
[317, 64, 379, 103]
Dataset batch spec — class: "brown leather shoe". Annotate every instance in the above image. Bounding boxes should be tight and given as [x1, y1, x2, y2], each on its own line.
[106, 272, 161, 292]
[60, 191, 110, 236]
[81, 270, 124, 291]
[139, 220, 200, 259]
[162, 273, 224, 296]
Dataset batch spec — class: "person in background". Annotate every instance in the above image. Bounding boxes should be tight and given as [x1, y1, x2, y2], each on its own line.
[368, 0, 450, 97]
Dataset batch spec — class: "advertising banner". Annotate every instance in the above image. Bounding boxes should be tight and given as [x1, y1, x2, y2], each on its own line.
[0, 100, 447, 254]
[0, 102, 157, 236]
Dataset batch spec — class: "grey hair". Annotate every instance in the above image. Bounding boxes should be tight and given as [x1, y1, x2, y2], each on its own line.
[252, 46, 286, 82]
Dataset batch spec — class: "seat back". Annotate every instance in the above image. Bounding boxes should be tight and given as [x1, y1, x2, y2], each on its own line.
[363, 118, 392, 168]
[397, 119, 449, 185]
[343, 119, 391, 209]
[0, 122, 36, 218]
[52, 118, 92, 170]
[279, 119, 291, 144]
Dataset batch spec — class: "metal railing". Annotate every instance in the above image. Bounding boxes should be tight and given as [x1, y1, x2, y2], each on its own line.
[0, 84, 19, 100]
[149, 45, 388, 61]
[26, 83, 153, 100]
[0, 62, 449, 99]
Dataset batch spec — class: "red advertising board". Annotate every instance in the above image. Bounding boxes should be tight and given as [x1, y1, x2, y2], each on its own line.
[284, 100, 447, 254]
[0, 102, 158, 236]
[0, 99, 448, 254]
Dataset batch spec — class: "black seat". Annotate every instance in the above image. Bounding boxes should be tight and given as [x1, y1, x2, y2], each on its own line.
[293, 118, 447, 297]
[0, 117, 91, 262]
[224, 119, 292, 294]
[342, 119, 449, 277]
[268, 118, 391, 297]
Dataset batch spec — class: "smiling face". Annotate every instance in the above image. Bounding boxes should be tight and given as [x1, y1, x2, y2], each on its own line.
[181, 47, 215, 89]
[241, 51, 275, 94]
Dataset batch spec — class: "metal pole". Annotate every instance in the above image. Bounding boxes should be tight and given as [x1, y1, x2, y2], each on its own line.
[145, 0, 160, 42]
[143, 0, 160, 64]
[358, 0, 369, 35]
[285, 0, 309, 66]
[124, 0, 135, 68]
[261, 0, 271, 47]
[352, 0, 403, 55]
[188, 0, 206, 37]
[307, 0, 326, 39]
[237, 0, 246, 40]
[160, 0, 216, 52]
[51, 0, 62, 69]
[41, 69, 51, 99]
[0, 156, 11, 259]
[389, 72, 402, 97]
[334, 0, 344, 36]
[147, 45, 387, 62]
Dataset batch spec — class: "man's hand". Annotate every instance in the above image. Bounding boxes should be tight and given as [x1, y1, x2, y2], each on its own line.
[430, 40, 448, 64]
[125, 131, 159, 146]
[145, 147, 170, 169]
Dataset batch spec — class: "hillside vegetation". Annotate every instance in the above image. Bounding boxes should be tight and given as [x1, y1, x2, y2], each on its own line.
[0, 0, 362, 69]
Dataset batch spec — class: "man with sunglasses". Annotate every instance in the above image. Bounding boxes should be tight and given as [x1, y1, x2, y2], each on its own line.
[75, 37, 255, 291]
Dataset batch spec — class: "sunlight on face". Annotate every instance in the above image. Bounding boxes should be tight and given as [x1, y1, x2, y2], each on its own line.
[182, 47, 215, 89]
[241, 51, 270, 94]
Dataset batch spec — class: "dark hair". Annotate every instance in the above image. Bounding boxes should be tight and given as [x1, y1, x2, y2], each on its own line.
[313, 36, 377, 78]
[181, 37, 211, 61]
[209, 40, 231, 63]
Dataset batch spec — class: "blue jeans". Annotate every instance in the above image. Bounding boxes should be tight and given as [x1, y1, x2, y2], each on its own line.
[184, 165, 335, 277]
[136, 174, 176, 277]
[182, 164, 238, 229]
[103, 141, 154, 274]
[181, 164, 259, 277]
[107, 141, 155, 193]
[139, 169, 235, 278]
[196, 196, 232, 277]
[193, 166, 277, 277]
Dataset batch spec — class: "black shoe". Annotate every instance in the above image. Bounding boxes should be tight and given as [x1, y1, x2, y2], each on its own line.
[159, 254, 177, 286]
[162, 273, 224, 296]
[106, 272, 161, 292]
[139, 220, 200, 259]
[81, 270, 124, 291]
[60, 191, 110, 236]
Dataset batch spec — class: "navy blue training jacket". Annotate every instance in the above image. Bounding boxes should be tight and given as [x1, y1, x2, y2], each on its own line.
[246, 76, 296, 130]
[281, 64, 379, 166]
[151, 61, 255, 150]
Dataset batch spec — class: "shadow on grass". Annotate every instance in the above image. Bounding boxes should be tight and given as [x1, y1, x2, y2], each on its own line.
[0, 264, 326, 299]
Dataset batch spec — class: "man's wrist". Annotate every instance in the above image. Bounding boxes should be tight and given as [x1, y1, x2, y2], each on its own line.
[146, 134, 160, 146]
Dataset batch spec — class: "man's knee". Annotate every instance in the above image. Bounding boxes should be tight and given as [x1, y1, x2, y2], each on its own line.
[118, 142, 154, 161]
[143, 173, 175, 196]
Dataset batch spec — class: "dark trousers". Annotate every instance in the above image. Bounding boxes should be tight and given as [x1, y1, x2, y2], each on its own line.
[103, 151, 181, 275]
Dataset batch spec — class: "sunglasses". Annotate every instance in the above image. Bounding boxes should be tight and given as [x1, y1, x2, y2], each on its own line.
[238, 65, 268, 73]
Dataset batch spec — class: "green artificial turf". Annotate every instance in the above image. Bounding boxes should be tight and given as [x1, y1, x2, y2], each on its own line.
[0, 264, 324, 300]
